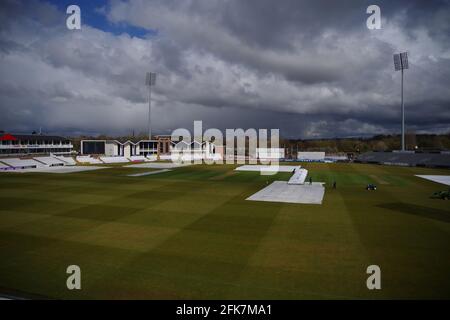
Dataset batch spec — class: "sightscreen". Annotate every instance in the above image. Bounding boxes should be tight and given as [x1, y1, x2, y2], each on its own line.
[82, 141, 105, 154]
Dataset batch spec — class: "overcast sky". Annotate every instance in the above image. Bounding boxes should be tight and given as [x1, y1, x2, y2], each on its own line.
[0, 0, 449, 138]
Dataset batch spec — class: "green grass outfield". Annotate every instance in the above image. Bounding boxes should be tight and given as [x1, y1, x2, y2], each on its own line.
[0, 163, 449, 299]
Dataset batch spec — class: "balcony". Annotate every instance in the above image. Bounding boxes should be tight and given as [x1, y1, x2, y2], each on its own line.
[138, 148, 158, 152]
[0, 144, 74, 149]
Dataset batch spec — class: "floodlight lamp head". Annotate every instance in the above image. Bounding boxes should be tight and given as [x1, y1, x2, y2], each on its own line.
[393, 52, 409, 71]
[400, 52, 409, 69]
[393, 54, 402, 71]
[145, 72, 157, 86]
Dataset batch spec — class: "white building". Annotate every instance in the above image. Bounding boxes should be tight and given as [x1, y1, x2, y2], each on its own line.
[171, 140, 221, 161]
[81, 139, 159, 158]
[81, 138, 221, 161]
[0, 133, 73, 156]
[297, 152, 325, 161]
[256, 148, 285, 160]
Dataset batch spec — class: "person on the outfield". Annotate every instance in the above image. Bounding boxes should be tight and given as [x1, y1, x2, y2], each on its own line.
[333, 181, 336, 189]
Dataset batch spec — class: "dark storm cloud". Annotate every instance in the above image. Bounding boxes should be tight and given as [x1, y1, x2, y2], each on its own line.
[0, 0, 449, 138]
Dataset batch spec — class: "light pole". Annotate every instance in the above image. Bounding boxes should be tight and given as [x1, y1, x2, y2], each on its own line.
[145, 72, 157, 140]
[393, 52, 409, 151]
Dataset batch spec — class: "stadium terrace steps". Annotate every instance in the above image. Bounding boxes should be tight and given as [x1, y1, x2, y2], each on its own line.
[0, 161, 10, 170]
[76, 156, 103, 164]
[129, 156, 147, 162]
[76, 155, 157, 164]
[357, 152, 450, 168]
[33, 157, 65, 167]
[99, 156, 130, 164]
[0, 156, 76, 170]
[0, 158, 45, 169]
[54, 156, 76, 166]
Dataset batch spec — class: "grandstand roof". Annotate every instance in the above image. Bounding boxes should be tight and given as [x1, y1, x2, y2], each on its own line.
[0, 133, 69, 141]
[82, 139, 158, 145]
[0, 133, 17, 141]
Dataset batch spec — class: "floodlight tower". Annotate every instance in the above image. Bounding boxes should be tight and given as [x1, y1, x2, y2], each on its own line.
[393, 52, 409, 151]
[145, 72, 157, 140]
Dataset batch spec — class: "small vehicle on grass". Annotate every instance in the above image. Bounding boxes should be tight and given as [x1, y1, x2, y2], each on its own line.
[431, 190, 450, 200]
[366, 184, 377, 191]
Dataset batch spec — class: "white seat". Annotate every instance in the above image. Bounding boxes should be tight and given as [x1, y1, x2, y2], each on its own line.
[159, 155, 171, 160]
[34, 157, 65, 166]
[99, 156, 130, 164]
[0, 158, 43, 169]
[76, 156, 103, 164]
[55, 156, 76, 165]
[0, 161, 11, 170]
[129, 156, 147, 162]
